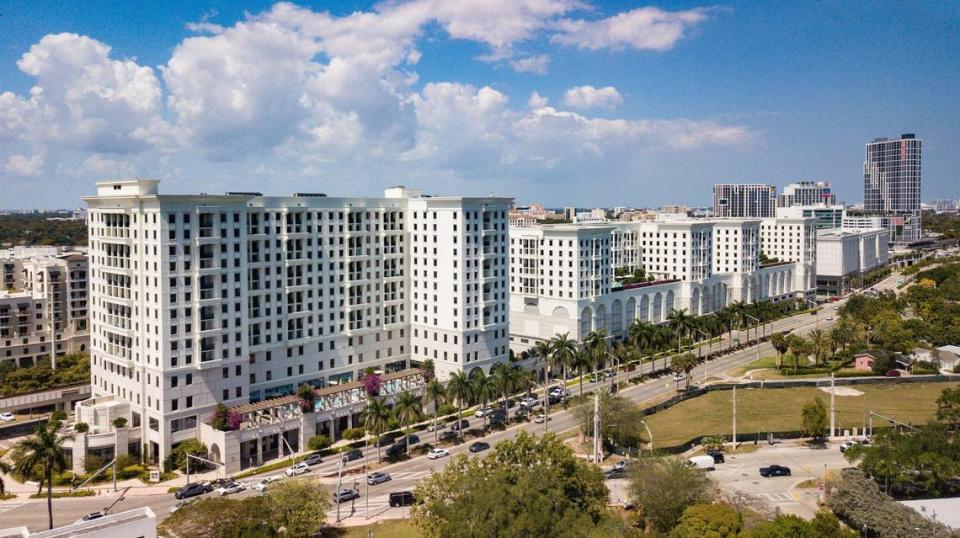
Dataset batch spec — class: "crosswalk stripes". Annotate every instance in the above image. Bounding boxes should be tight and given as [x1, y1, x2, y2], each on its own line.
[0, 502, 28, 516]
[751, 492, 795, 502]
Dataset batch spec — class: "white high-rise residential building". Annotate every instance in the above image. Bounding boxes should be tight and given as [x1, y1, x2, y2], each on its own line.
[862, 133, 922, 243]
[713, 184, 777, 218]
[1, 248, 88, 368]
[83, 180, 510, 471]
[778, 181, 837, 207]
[508, 217, 815, 352]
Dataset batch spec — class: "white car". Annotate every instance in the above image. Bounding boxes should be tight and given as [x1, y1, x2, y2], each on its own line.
[216, 482, 245, 496]
[474, 407, 494, 418]
[825, 316, 834, 321]
[255, 475, 282, 493]
[0, 412, 14, 422]
[534, 414, 551, 424]
[427, 448, 449, 460]
[285, 463, 309, 477]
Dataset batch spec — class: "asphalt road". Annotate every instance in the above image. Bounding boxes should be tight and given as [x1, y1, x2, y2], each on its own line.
[0, 272, 901, 531]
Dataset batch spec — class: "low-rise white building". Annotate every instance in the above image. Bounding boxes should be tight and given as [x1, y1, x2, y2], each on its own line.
[815, 228, 890, 295]
[0, 507, 156, 538]
[509, 217, 815, 353]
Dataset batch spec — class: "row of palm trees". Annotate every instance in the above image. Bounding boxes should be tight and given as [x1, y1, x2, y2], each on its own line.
[770, 316, 866, 371]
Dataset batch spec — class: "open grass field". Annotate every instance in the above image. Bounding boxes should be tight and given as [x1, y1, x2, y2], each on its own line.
[641, 381, 959, 448]
[338, 520, 418, 538]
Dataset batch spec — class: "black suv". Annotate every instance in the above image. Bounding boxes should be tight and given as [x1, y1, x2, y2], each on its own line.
[377, 435, 397, 447]
[469, 441, 490, 453]
[706, 451, 725, 464]
[389, 491, 416, 507]
[386, 442, 408, 458]
[343, 448, 363, 462]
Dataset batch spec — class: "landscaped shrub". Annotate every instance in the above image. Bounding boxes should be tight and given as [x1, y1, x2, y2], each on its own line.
[307, 434, 331, 451]
[342, 428, 365, 441]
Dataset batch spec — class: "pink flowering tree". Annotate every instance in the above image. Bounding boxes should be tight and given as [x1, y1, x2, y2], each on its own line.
[362, 373, 383, 397]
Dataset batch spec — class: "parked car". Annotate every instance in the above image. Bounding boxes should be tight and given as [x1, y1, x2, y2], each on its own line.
[174, 482, 208, 499]
[367, 472, 392, 485]
[343, 448, 363, 461]
[255, 475, 282, 494]
[759, 465, 792, 477]
[449, 419, 470, 431]
[216, 482, 245, 496]
[547, 394, 563, 405]
[389, 490, 416, 507]
[474, 407, 494, 418]
[333, 489, 360, 503]
[534, 413, 551, 424]
[549, 387, 567, 397]
[706, 450, 725, 464]
[438, 430, 458, 442]
[285, 462, 309, 477]
[469, 441, 490, 453]
[519, 397, 540, 409]
[604, 467, 627, 480]
[385, 442, 407, 458]
[515, 408, 530, 419]
[427, 448, 449, 460]
[688, 455, 716, 471]
[488, 411, 507, 424]
[0, 412, 15, 422]
[303, 453, 324, 466]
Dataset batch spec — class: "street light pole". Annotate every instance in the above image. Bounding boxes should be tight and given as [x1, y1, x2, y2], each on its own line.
[744, 313, 760, 364]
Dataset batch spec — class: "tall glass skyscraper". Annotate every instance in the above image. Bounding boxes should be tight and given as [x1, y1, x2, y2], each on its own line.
[862, 133, 922, 242]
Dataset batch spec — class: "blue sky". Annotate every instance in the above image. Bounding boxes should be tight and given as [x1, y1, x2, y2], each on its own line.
[0, 0, 957, 208]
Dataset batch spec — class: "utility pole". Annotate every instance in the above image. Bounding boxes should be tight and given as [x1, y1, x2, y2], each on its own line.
[592, 388, 600, 464]
[335, 454, 346, 522]
[731, 385, 737, 449]
[829, 373, 836, 439]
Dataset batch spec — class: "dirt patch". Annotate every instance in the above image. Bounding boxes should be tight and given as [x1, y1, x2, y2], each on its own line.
[818, 386, 863, 397]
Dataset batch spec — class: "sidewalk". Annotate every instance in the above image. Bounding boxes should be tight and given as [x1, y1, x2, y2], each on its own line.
[0, 465, 223, 500]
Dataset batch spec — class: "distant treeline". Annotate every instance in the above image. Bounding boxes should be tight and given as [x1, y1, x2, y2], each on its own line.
[0, 214, 87, 246]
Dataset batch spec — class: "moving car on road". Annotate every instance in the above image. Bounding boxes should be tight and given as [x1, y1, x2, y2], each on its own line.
[174, 482, 209, 499]
[285, 462, 309, 477]
[0, 412, 15, 422]
[688, 455, 716, 471]
[386, 442, 408, 458]
[449, 419, 470, 431]
[474, 407, 494, 418]
[604, 467, 627, 480]
[759, 465, 791, 477]
[534, 413, 551, 424]
[427, 448, 450, 460]
[367, 472, 392, 485]
[469, 441, 490, 453]
[216, 482, 245, 496]
[438, 430, 458, 442]
[76, 512, 105, 523]
[343, 448, 363, 461]
[389, 491, 416, 507]
[303, 453, 324, 466]
[333, 489, 360, 503]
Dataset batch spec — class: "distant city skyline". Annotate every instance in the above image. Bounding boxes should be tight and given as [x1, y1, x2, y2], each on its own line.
[0, 1, 958, 208]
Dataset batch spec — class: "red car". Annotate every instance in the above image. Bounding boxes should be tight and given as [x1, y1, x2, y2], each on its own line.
[885, 369, 901, 377]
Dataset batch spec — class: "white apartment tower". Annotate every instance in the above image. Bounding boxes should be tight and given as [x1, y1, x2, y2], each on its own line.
[84, 180, 510, 465]
[713, 184, 777, 218]
[778, 181, 836, 207]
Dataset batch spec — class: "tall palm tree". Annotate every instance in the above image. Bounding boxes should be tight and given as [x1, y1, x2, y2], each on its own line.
[570, 349, 592, 399]
[361, 396, 393, 462]
[445, 371, 472, 440]
[14, 419, 71, 529]
[717, 309, 736, 352]
[628, 319, 654, 352]
[0, 459, 12, 497]
[809, 329, 827, 366]
[667, 308, 695, 353]
[584, 328, 609, 377]
[771, 332, 789, 370]
[490, 363, 522, 420]
[393, 391, 422, 453]
[422, 379, 446, 444]
[549, 333, 577, 386]
[470, 370, 499, 431]
[787, 335, 810, 373]
[532, 340, 552, 382]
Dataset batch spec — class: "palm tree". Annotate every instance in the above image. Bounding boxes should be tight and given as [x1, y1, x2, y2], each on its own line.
[445, 371, 472, 440]
[0, 459, 12, 496]
[14, 419, 71, 529]
[771, 332, 789, 370]
[470, 370, 499, 431]
[584, 328, 609, 378]
[787, 335, 810, 373]
[393, 391, 422, 453]
[490, 363, 523, 420]
[422, 379, 446, 444]
[532, 340, 552, 382]
[717, 309, 736, 352]
[361, 397, 393, 462]
[670, 353, 699, 390]
[667, 308, 695, 353]
[827, 328, 843, 360]
[809, 329, 827, 366]
[549, 333, 577, 387]
[567, 349, 591, 399]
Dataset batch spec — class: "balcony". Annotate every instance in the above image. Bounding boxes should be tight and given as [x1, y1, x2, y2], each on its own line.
[200, 319, 219, 332]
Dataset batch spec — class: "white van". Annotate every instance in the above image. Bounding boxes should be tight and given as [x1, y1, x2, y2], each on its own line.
[688, 455, 716, 471]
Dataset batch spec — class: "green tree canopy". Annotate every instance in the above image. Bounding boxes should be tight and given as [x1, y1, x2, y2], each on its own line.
[670, 503, 742, 538]
[412, 431, 617, 538]
[800, 396, 828, 440]
[627, 456, 715, 533]
[576, 390, 646, 449]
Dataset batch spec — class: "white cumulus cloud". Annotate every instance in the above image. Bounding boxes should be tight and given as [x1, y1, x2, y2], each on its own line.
[5, 152, 44, 177]
[509, 54, 550, 74]
[563, 85, 623, 110]
[552, 6, 714, 51]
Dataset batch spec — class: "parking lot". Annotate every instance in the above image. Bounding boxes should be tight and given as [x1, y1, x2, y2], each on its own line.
[708, 441, 849, 518]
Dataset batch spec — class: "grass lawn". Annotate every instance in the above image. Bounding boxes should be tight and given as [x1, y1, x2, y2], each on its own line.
[641, 381, 959, 449]
[337, 520, 419, 538]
